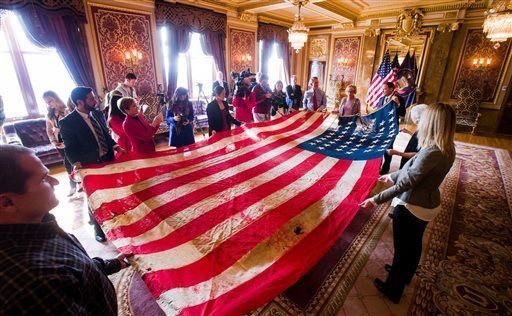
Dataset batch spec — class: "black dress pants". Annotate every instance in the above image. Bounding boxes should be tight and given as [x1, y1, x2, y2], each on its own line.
[380, 143, 393, 173]
[385, 204, 428, 300]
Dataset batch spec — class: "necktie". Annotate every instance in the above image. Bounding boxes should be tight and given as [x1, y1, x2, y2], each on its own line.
[313, 90, 318, 111]
[89, 114, 109, 155]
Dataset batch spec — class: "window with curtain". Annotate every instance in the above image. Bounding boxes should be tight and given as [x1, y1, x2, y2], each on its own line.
[258, 41, 286, 89]
[160, 29, 216, 99]
[0, 12, 75, 120]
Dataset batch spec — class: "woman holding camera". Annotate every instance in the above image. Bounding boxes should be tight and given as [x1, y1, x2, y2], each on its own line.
[232, 71, 255, 123]
[359, 102, 456, 304]
[166, 87, 195, 148]
[207, 86, 241, 136]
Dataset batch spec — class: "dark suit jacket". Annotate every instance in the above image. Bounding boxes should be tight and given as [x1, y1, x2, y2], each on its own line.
[378, 94, 406, 122]
[60, 109, 117, 166]
[212, 81, 230, 99]
[206, 100, 241, 136]
[285, 84, 302, 109]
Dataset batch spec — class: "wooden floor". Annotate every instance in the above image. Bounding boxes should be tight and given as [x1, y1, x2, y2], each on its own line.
[455, 132, 512, 151]
[46, 128, 511, 315]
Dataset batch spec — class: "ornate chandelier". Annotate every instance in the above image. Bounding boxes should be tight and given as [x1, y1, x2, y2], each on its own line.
[287, 0, 310, 53]
[483, 0, 512, 48]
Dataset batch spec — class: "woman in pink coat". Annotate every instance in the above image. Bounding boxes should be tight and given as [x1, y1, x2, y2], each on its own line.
[119, 97, 163, 154]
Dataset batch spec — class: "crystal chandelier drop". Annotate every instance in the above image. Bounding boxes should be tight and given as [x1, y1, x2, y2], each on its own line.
[483, 0, 512, 48]
[287, 0, 310, 53]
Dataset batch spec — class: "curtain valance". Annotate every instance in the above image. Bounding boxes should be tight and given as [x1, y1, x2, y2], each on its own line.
[155, 1, 226, 35]
[0, 0, 86, 21]
[257, 22, 288, 43]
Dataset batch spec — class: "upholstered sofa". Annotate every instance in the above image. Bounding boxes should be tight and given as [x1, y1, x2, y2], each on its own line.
[2, 118, 62, 166]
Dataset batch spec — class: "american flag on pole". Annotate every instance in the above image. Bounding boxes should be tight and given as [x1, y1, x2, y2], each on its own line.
[80, 105, 397, 315]
[366, 51, 396, 109]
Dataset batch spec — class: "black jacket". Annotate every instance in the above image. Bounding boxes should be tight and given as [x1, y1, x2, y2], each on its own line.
[60, 109, 117, 166]
[286, 84, 302, 109]
[206, 100, 241, 136]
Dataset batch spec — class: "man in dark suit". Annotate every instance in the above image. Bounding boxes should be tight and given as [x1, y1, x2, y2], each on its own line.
[60, 86, 126, 241]
[285, 75, 302, 110]
[378, 82, 405, 175]
[212, 71, 230, 100]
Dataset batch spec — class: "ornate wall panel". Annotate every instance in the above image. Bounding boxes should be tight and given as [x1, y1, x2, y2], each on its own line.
[309, 36, 329, 61]
[229, 29, 255, 72]
[330, 36, 361, 85]
[451, 29, 511, 102]
[91, 5, 158, 94]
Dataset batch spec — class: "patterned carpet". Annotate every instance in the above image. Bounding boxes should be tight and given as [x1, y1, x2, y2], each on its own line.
[109, 142, 512, 316]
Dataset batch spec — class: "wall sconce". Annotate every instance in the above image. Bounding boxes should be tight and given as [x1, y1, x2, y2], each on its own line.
[124, 49, 142, 69]
[240, 53, 252, 68]
[472, 57, 492, 67]
[336, 57, 350, 70]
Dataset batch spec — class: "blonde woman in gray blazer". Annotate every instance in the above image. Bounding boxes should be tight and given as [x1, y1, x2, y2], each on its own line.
[360, 102, 456, 304]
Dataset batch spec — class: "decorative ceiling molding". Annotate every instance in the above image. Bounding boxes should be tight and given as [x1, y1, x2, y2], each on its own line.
[237, 0, 288, 13]
[437, 21, 461, 32]
[257, 12, 293, 26]
[308, 1, 357, 22]
[358, 0, 486, 20]
[238, 11, 257, 22]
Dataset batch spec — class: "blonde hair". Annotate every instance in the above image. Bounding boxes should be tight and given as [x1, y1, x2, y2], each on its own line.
[118, 97, 137, 114]
[345, 84, 357, 94]
[417, 103, 456, 160]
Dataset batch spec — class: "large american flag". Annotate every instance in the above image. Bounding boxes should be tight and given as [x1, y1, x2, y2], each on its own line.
[80, 105, 397, 315]
[366, 51, 396, 109]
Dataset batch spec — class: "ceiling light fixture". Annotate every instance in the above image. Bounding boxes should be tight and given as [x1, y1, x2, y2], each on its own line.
[483, 0, 512, 49]
[287, 0, 310, 53]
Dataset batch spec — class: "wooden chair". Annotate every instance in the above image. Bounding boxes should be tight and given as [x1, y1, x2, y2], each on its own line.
[455, 87, 482, 135]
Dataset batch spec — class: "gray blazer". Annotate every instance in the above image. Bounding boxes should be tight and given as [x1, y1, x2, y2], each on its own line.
[374, 146, 454, 209]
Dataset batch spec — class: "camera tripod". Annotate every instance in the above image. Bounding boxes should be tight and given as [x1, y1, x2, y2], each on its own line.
[195, 83, 210, 139]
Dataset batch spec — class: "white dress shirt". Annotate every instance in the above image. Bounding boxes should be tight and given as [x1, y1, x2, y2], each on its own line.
[76, 109, 106, 157]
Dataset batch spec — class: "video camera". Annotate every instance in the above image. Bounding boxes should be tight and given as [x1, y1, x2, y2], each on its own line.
[231, 68, 255, 98]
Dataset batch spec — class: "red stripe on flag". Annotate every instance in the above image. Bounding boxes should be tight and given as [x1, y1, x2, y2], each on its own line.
[178, 158, 381, 316]
[143, 158, 353, 297]
[117, 151, 327, 254]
